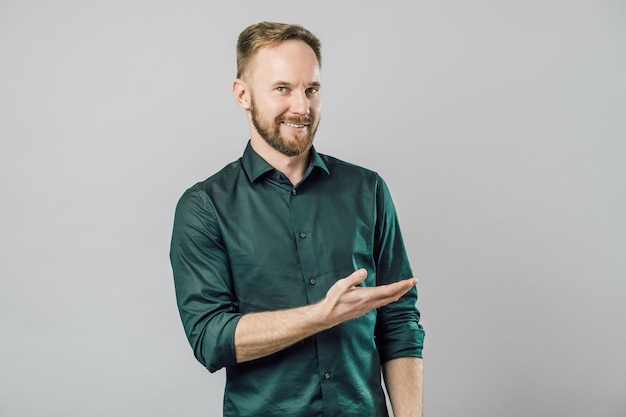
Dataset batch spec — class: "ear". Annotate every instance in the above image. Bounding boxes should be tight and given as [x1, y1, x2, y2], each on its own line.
[232, 78, 251, 110]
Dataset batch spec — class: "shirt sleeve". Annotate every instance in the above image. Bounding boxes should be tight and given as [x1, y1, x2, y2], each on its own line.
[373, 176, 425, 361]
[170, 187, 242, 372]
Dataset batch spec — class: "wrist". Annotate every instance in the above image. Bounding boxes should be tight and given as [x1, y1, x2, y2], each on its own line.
[309, 298, 335, 331]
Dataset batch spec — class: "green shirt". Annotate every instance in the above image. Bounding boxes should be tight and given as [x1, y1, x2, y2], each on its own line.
[170, 142, 424, 417]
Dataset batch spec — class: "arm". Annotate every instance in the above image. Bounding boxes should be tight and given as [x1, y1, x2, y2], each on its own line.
[172, 188, 418, 369]
[171, 189, 242, 372]
[373, 176, 425, 416]
[383, 357, 424, 417]
[234, 268, 417, 363]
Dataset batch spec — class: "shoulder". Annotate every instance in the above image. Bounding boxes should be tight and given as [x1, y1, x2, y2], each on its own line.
[318, 152, 383, 185]
[316, 152, 398, 209]
[182, 158, 243, 198]
[174, 158, 245, 216]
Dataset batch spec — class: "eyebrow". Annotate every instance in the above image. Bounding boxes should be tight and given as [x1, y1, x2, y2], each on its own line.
[271, 81, 321, 88]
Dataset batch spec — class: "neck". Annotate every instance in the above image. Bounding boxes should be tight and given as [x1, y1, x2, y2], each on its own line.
[249, 136, 310, 185]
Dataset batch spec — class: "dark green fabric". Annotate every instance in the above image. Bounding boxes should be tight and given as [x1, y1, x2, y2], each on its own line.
[170, 142, 424, 417]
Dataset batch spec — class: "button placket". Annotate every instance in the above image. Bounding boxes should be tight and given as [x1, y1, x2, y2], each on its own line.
[289, 187, 333, 390]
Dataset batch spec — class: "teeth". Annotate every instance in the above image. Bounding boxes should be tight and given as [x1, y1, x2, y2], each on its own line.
[284, 122, 305, 128]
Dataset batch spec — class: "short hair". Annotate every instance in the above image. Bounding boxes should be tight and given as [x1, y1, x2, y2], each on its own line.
[236, 21, 322, 78]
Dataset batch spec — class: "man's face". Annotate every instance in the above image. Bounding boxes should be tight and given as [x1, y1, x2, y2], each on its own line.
[245, 40, 321, 157]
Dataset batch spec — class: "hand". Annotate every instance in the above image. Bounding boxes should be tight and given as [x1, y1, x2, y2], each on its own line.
[317, 269, 418, 327]
[234, 268, 417, 363]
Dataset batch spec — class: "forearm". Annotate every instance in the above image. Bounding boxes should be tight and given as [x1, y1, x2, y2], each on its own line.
[234, 302, 329, 363]
[234, 269, 417, 364]
[383, 357, 423, 417]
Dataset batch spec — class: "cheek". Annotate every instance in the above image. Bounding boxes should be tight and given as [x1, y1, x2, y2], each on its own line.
[263, 99, 290, 118]
[261, 97, 289, 113]
[311, 97, 322, 113]
[252, 90, 283, 110]
[312, 102, 322, 117]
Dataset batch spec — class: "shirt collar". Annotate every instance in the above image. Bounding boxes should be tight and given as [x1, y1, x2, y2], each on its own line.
[241, 141, 330, 183]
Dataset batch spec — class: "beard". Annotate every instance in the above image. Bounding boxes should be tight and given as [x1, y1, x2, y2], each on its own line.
[250, 98, 319, 157]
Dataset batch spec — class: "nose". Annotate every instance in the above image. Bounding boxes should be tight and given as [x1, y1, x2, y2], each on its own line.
[289, 89, 310, 115]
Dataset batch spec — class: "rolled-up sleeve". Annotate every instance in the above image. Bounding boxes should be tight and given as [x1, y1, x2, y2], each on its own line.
[170, 187, 242, 372]
[373, 176, 425, 361]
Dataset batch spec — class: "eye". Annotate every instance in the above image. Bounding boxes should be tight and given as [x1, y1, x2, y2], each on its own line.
[276, 86, 287, 93]
[306, 86, 319, 95]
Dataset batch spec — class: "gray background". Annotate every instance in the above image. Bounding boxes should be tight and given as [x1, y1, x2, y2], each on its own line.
[1, 1, 624, 416]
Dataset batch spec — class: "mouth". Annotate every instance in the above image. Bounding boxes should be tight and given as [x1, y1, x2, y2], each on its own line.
[281, 121, 309, 131]
[282, 121, 308, 129]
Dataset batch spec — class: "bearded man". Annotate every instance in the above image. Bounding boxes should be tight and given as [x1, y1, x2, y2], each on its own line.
[170, 21, 425, 417]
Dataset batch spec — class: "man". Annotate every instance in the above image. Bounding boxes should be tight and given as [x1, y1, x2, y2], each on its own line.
[170, 21, 425, 417]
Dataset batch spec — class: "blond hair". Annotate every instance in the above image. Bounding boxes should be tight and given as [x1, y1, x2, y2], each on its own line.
[236, 21, 322, 78]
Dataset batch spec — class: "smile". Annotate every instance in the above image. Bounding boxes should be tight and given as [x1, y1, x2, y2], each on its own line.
[282, 122, 307, 129]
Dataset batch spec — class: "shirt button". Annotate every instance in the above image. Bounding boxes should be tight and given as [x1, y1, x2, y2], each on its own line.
[323, 371, 331, 380]
[309, 278, 316, 285]
[291, 189, 297, 195]
[299, 232, 306, 239]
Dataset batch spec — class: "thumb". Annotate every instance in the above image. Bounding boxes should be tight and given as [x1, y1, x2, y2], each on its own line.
[344, 268, 367, 287]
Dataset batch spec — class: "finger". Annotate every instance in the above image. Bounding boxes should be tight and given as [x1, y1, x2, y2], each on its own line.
[341, 268, 368, 288]
[371, 279, 417, 302]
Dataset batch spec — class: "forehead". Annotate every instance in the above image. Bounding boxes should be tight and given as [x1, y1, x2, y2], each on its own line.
[247, 39, 320, 82]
